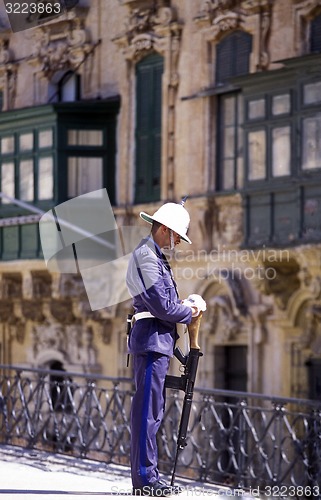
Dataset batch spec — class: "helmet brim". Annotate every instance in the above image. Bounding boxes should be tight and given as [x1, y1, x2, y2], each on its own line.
[140, 211, 192, 244]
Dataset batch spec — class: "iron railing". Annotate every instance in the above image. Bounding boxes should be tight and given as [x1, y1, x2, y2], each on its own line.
[0, 364, 321, 492]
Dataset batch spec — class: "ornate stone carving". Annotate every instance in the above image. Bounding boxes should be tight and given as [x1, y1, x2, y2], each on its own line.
[197, 0, 240, 24]
[195, 0, 272, 72]
[205, 294, 243, 342]
[32, 322, 66, 358]
[114, 6, 180, 61]
[261, 258, 301, 311]
[32, 322, 99, 369]
[30, 19, 92, 79]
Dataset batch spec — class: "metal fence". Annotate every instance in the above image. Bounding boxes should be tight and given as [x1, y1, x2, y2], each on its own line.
[0, 364, 321, 492]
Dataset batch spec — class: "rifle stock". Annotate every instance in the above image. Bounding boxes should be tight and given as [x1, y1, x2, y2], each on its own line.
[187, 311, 203, 349]
[165, 312, 203, 486]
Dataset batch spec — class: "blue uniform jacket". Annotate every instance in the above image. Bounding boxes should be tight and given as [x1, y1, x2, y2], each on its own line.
[126, 236, 192, 356]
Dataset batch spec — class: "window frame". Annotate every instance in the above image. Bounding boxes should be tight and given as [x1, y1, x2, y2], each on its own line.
[0, 126, 56, 206]
[216, 90, 244, 191]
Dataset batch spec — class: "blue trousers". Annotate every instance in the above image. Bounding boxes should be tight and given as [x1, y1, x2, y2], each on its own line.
[131, 352, 170, 488]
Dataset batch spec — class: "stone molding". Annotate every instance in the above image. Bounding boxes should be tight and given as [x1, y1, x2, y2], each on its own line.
[0, 37, 18, 110]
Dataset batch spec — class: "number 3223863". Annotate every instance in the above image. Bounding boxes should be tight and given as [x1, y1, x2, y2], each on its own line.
[5, 3, 62, 15]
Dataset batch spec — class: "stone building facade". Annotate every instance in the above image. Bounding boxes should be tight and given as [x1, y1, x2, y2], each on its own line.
[0, 0, 321, 400]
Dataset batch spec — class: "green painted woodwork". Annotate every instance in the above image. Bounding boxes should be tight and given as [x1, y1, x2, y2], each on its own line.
[0, 97, 120, 260]
[135, 53, 163, 203]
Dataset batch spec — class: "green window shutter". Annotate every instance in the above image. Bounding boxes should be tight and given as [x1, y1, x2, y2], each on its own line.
[216, 31, 252, 85]
[135, 53, 163, 203]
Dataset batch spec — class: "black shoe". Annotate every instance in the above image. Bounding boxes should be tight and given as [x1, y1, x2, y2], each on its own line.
[132, 480, 183, 496]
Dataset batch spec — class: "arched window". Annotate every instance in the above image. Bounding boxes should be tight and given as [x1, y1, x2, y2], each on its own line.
[135, 53, 163, 203]
[216, 30, 252, 85]
[310, 13, 321, 53]
[48, 71, 81, 103]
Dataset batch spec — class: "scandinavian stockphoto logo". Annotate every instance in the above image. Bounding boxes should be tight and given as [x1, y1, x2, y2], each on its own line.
[3, 0, 79, 33]
[39, 189, 147, 310]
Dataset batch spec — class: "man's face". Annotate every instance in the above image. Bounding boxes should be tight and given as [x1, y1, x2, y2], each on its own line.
[165, 227, 181, 247]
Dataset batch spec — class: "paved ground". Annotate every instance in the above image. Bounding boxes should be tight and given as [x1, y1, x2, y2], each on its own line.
[0, 445, 256, 499]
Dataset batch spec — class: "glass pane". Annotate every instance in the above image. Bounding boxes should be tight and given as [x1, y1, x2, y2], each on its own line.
[223, 126, 235, 157]
[237, 95, 244, 189]
[248, 130, 266, 180]
[272, 126, 291, 177]
[68, 130, 103, 146]
[248, 99, 265, 120]
[38, 156, 53, 200]
[19, 133, 33, 151]
[223, 96, 235, 126]
[19, 160, 34, 201]
[1, 136, 14, 154]
[68, 157, 103, 197]
[237, 157, 244, 189]
[302, 114, 321, 170]
[304, 81, 321, 105]
[222, 159, 234, 190]
[272, 94, 291, 116]
[1, 162, 15, 203]
[39, 129, 53, 148]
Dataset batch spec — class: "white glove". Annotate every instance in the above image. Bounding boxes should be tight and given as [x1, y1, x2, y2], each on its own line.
[183, 294, 207, 317]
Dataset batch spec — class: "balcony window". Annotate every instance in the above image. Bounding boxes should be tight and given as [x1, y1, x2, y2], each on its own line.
[238, 55, 321, 246]
[0, 97, 120, 260]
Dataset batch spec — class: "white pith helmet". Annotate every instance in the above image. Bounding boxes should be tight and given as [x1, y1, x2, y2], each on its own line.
[140, 198, 192, 244]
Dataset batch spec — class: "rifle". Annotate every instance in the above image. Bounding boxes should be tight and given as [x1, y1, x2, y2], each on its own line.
[165, 312, 203, 486]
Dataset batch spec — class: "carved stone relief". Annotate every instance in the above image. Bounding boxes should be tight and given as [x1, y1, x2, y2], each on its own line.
[199, 194, 243, 250]
[32, 322, 100, 372]
[202, 272, 273, 345]
[28, 15, 95, 103]
[205, 294, 243, 342]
